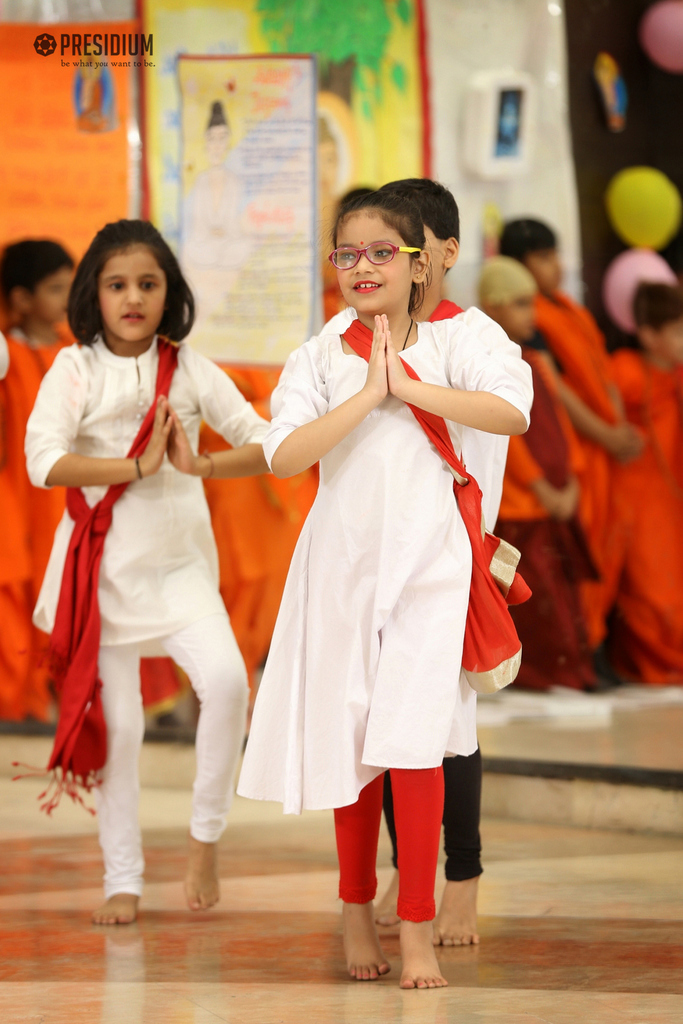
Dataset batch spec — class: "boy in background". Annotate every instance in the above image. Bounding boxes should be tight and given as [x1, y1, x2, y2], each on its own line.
[610, 283, 683, 684]
[0, 240, 74, 719]
[480, 256, 596, 692]
[500, 219, 642, 665]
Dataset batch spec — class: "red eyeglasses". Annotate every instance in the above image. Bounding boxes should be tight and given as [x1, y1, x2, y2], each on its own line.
[328, 241, 421, 270]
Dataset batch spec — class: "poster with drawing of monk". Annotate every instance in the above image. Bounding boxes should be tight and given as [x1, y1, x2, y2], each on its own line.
[178, 54, 316, 364]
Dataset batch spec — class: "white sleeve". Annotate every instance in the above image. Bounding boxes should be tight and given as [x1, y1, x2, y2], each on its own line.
[181, 347, 270, 447]
[269, 349, 299, 419]
[262, 339, 329, 470]
[445, 315, 533, 427]
[0, 332, 8, 380]
[270, 309, 355, 418]
[25, 347, 88, 487]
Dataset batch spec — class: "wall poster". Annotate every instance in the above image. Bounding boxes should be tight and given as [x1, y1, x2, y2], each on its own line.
[178, 54, 316, 363]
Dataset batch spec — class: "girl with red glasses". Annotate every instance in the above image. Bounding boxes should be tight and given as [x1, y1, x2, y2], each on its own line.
[239, 190, 532, 988]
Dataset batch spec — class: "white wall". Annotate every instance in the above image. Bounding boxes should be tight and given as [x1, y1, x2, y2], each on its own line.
[426, 0, 581, 306]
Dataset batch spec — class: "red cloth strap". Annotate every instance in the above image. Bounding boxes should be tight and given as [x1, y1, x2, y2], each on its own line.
[39, 339, 179, 813]
[429, 299, 464, 321]
[342, 319, 528, 682]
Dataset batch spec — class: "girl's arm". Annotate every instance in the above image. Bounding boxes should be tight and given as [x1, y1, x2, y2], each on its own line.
[270, 321, 389, 478]
[385, 321, 528, 435]
[46, 398, 172, 486]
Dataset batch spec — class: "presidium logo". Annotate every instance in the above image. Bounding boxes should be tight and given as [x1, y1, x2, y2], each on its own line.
[34, 33, 57, 56]
[32, 31, 154, 65]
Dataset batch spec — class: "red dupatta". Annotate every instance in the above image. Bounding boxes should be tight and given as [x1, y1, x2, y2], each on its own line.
[343, 319, 530, 693]
[15, 339, 179, 813]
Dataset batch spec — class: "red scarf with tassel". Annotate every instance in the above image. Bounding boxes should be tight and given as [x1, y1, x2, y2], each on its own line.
[27, 339, 179, 813]
[343, 318, 530, 693]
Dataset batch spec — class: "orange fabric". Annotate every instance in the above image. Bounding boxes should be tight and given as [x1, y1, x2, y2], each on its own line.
[499, 350, 585, 522]
[609, 351, 683, 684]
[201, 365, 318, 686]
[534, 294, 627, 647]
[0, 334, 69, 720]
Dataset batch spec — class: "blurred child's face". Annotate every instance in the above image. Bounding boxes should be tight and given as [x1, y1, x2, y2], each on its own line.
[334, 212, 429, 325]
[483, 295, 536, 345]
[523, 248, 562, 296]
[639, 317, 683, 368]
[10, 265, 74, 327]
[98, 244, 167, 351]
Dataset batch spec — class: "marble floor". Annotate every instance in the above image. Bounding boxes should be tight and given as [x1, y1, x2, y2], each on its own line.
[1, 777, 682, 1023]
[477, 685, 683, 771]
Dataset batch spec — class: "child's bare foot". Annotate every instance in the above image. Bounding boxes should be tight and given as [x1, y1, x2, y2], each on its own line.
[185, 836, 220, 911]
[399, 920, 448, 989]
[342, 902, 391, 980]
[375, 869, 400, 926]
[92, 893, 139, 925]
[433, 876, 480, 946]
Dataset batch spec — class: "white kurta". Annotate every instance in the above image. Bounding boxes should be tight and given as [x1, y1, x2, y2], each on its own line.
[238, 318, 532, 814]
[271, 305, 513, 529]
[25, 337, 269, 646]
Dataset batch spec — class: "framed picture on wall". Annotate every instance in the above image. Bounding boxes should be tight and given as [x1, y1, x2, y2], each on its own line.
[462, 69, 536, 180]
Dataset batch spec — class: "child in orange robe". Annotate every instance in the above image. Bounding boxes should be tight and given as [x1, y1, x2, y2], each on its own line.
[199, 368, 318, 688]
[500, 220, 643, 656]
[610, 283, 683, 684]
[0, 241, 74, 719]
[480, 256, 596, 691]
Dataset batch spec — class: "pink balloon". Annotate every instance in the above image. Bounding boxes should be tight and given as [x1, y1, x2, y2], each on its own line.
[603, 248, 677, 333]
[640, 1, 683, 73]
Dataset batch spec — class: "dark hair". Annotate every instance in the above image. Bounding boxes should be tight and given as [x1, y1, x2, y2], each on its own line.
[338, 186, 375, 209]
[207, 100, 229, 131]
[500, 219, 557, 262]
[333, 190, 427, 316]
[633, 282, 683, 330]
[1, 240, 74, 301]
[379, 178, 460, 243]
[68, 219, 195, 344]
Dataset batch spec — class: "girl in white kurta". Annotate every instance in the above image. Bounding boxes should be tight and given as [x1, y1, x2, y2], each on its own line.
[238, 191, 532, 988]
[25, 219, 269, 926]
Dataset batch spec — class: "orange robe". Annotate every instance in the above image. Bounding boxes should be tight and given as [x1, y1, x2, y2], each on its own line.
[609, 351, 683, 684]
[534, 292, 628, 647]
[497, 348, 596, 690]
[0, 334, 68, 719]
[201, 366, 318, 686]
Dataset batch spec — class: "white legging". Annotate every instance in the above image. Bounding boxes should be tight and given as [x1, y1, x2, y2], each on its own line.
[96, 613, 248, 899]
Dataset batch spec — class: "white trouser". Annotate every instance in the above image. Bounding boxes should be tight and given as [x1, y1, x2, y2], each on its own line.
[95, 613, 248, 900]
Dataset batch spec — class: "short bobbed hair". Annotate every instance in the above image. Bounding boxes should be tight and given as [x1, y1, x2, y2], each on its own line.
[333, 190, 427, 316]
[68, 219, 195, 344]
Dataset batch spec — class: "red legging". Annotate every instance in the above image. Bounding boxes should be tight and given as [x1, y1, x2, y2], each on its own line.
[334, 767, 445, 922]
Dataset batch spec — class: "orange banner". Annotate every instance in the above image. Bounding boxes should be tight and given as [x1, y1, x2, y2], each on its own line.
[0, 22, 137, 260]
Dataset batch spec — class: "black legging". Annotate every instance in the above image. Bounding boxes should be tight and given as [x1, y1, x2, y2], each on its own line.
[383, 748, 483, 882]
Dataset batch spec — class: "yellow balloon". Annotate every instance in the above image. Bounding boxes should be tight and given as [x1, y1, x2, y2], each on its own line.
[605, 166, 682, 249]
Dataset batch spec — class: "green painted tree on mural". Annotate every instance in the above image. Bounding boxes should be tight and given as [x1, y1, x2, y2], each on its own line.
[256, 0, 412, 115]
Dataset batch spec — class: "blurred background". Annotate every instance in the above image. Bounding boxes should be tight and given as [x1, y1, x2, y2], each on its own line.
[1, 0, 682, 804]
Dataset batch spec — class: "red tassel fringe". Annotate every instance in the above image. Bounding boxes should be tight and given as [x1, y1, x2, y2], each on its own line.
[12, 762, 99, 816]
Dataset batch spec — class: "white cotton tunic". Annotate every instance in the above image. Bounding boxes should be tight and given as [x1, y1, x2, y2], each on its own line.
[271, 305, 514, 529]
[25, 336, 269, 646]
[238, 318, 532, 814]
